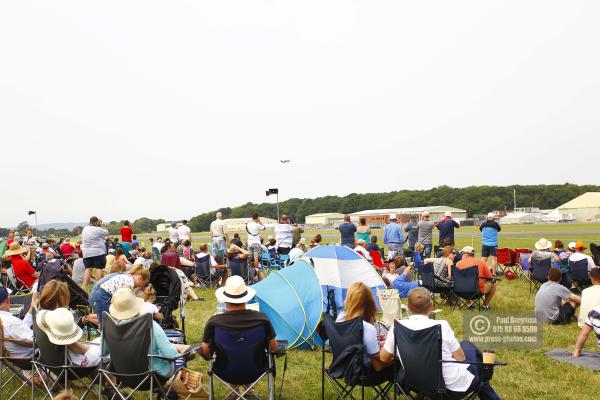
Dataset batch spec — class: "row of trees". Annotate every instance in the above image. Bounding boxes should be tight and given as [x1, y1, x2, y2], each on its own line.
[187, 183, 600, 232]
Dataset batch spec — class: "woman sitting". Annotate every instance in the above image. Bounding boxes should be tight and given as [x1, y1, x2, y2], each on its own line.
[335, 282, 394, 380]
[424, 245, 455, 287]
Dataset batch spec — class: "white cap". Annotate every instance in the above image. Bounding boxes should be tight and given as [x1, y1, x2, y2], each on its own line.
[568, 242, 577, 250]
[460, 246, 475, 254]
[389, 214, 397, 220]
[444, 211, 452, 217]
[487, 212, 496, 219]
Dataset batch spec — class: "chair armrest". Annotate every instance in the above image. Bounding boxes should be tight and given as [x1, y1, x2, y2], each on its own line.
[481, 277, 501, 282]
[442, 360, 507, 366]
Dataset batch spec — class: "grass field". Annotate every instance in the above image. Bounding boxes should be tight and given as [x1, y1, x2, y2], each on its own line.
[4, 223, 600, 399]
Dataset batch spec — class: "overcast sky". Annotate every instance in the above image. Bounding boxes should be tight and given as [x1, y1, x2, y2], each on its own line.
[1, 1, 599, 227]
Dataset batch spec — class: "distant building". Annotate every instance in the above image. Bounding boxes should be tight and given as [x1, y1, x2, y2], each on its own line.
[557, 192, 600, 222]
[305, 213, 346, 228]
[156, 222, 182, 232]
[222, 217, 278, 232]
[350, 206, 467, 227]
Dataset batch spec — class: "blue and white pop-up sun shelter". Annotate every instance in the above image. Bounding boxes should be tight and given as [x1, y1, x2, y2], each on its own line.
[251, 258, 323, 349]
[304, 245, 386, 310]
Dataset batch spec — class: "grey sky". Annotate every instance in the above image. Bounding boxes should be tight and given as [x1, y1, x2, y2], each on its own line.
[1, 1, 599, 227]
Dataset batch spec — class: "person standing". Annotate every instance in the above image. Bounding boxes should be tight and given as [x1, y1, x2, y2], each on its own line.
[417, 212, 435, 258]
[356, 218, 371, 245]
[291, 223, 305, 247]
[479, 212, 501, 276]
[246, 213, 266, 270]
[81, 216, 109, 288]
[177, 220, 192, 243]
[272, 215, 298, 255]
[338, 215, 357, 248]
[167, 222, 179, 244]
[383, 214, 405, 259]
[404, 215, 419, 251]
[119, 220, 134, 243]
[210, 212, 228, 257]
[436, 212, 460, 246]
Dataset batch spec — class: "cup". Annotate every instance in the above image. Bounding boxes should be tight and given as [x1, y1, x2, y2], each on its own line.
[482, 350, 496, 365]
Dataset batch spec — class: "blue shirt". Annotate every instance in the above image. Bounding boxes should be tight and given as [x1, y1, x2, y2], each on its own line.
[437, 219, 459, 244]
[391, 274, 419, 298]
[383, 222, 404, 245]
[479, 221, 501, 246]
[338, 223, 357, 248]
[404, 222, 419, 246]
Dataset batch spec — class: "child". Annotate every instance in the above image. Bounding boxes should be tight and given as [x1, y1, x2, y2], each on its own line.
[137, 284, 164, 322]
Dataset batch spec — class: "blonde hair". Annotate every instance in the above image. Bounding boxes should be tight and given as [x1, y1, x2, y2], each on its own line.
[38, 280, 70, 310]
[108, 261, 127, 274]
[344, 282, 377, 324]
[129, 264, 150, 285]
[141, 284, 156, 303]
[414, 242, 424, 252]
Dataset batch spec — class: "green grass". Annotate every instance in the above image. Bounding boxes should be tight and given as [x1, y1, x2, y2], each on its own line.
[4, 223, 600, 399]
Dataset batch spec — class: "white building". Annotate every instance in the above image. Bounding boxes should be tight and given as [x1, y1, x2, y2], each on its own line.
[156, 222, 182, 232]
[223, 217, 278, 232]
[557, 192, 600, 222]
[305, 213, 346, 228]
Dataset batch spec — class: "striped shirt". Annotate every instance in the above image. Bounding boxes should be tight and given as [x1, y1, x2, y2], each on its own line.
[585, 306, 600, 346]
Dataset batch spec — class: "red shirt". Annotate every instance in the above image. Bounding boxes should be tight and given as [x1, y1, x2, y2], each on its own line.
[120, 226, 133, 243]
[456, 257, 492, 293]
[10, 255, 37, 288]
[161, 251, 181, 270]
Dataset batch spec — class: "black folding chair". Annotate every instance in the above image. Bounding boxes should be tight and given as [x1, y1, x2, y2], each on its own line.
[208, 323, 278, 400]
[530, 258, 551, 293]
[31, 313, 100, 399]
[392, 322, 504, 400]
[569, 259, 592, 291]
[0, 318, 44, 400]
[5, 268, 31, 295]
[98, 312, 196, 400]
[451, 266, 485, 311]
[194, 255, 219, 288]
[319, 315, 393, 400]
[228, 258, 253, 285]
[419, 263, 456, 307]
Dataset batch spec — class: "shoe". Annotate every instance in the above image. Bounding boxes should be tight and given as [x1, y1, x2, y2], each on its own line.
[483, 303, 491, 310]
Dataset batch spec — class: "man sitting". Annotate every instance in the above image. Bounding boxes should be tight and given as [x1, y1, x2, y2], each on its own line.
[535, 268, 581, 324]
[354, 239, 372, 261]
[578, 267, 600, 327]
[569, 241, 597, 272]
[287, 241, 306, 263]
[0, 287, 34, 359]
[456, 246, 496, 308]
[195, 243, 228, 286]
[380, 287, 501, 399]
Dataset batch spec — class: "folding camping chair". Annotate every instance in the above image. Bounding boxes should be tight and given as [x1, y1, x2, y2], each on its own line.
[370, 251, 388, 270]
[419, 263, 456, 307]
[530, 258, 552, 293]
[0, 318, 44, 400]
[451, 266, 486, 311]
[207, 323, 278, 400]
[376, 288, 408, 328]
[228, 258, 253, 285]
[518, 253, 535, 285]
[5, 268, 30, 294]
[392, 321, 505, 400]
[495, 248, 513, 274]
[569, 259, 592, 292]
[31, 313, 100, 400]
[319, 315, 393, 400]
[98, 313, 196, 400]
[195, 254, 219, 289]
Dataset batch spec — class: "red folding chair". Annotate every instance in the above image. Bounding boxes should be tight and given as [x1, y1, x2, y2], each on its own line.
[514, 248, 532, 277]
[370, 250, 388, 269]
[496, 248, 512, 273]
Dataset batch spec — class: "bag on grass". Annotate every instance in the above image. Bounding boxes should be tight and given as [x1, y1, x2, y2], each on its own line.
[168, 368, 209, 399]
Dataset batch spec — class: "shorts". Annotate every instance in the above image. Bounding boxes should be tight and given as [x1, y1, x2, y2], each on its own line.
[552, 302, 575, 325]
[83, 254, 107, 269]
[481, 245, 497, 257]
[249, 243, 262, 261]
[277, 247, 291, 255]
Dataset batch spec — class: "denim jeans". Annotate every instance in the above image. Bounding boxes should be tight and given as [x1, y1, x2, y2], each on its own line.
[423, 244, 433, 258]
[460, 340, 501, 400]
[89, 287, 112, 326]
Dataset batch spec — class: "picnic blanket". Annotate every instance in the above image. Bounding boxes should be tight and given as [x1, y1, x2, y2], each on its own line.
[546, 349, 600, 371]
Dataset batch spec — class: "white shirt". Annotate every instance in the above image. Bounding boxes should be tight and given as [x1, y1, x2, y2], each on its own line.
[81, 225, 109, 258]
[177, 225, 191, 242]
[210, 219, 227, 237]
[273, 224, 293, 249]
[246, 222, 265, 246]
[167, 227, 179, 243]
[579, 285, 600, 327]
[196, 251, 219, 273]
[288, 247, 305, 262]
[383, 315, 474, 392]
[569, 252, 596, 272]
[0, 310, 34, 358]
[153, 241, 164, 250]
[354, 246, 372, 261]
[140, 302, 159, 317]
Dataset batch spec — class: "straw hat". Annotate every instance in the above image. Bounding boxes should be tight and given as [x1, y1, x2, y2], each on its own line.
[215, 276, 256, 304]
[535, 238, 552, 251]
[4, 242, 27, 256]
[36, 308, 82, 346]
[109, 288, 144, 320]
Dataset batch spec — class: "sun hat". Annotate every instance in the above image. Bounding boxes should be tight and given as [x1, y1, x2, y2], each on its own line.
[36, 308, 83, 346]
[215, 275, 256, 304]
[535, 238, 553, 250]
[487, 212, 496, 220]
[109, 288, 144, 320]
[576, 241, 587, 250]
[4, 242, 28, 256]
[568, 242, 577, 250]
[460, 246, 475, 254]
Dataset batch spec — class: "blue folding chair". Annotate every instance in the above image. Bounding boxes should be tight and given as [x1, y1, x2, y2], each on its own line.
[569, 259, 592, 291]
[229, 257, 253, 284]
[208, 324, 275, 400]
[530, 258, 552, 293]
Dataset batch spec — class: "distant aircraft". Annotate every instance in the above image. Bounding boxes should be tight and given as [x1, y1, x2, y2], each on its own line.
[280, 160, 290, 163]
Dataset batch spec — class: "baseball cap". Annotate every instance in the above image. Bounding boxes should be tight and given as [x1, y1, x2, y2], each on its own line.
[389, 214, 397, 220]
[576, 241, 587, 250]
[460, 246, 475, 254]
[444, 211, 452, 217]
[568, 242, 577, 250]
[487, 212, 496, 219]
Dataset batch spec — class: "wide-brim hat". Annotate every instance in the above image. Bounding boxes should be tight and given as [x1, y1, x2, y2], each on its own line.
[4, 242, 27, 256]
[109, 288, 144, 320]
[36, 308, 82, 346]
[215, 275, 256, 304]
[535, 238, 552, 250]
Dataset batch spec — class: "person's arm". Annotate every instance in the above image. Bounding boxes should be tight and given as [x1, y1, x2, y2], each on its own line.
[573, 324, 593, 357]
[446, 259, 452, 279]
[454, 220, 460, 228]
[451, 347, 466, 361]
[569, 294, 581, 305]
[68, 342, 90, 354]
[200, 342, 210, 359]
[423, 258, 438, 264]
